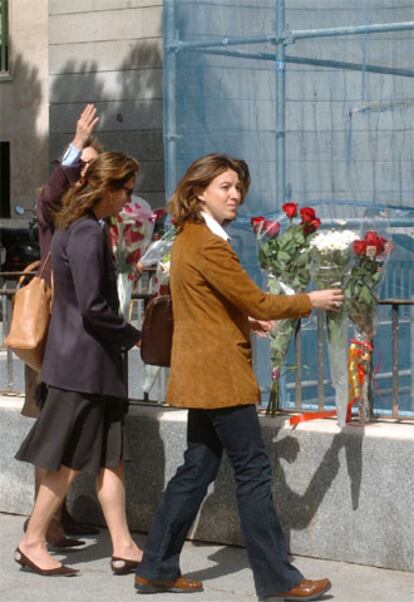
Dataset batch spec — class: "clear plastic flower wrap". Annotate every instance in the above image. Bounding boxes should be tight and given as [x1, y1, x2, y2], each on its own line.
[346, 226, 392, 422]
[110, 195, 156, 318]
[140, 225, 176, 294]
[251, 203, 321, 415]
[309, 229, 359, 426]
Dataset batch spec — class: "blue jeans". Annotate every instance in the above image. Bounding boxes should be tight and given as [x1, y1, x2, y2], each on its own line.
[137, 405, 303, 599]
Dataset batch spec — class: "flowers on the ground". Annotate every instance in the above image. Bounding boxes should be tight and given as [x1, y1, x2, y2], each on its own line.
[309, 228, 359, 426]
[251, 202, 321, 415]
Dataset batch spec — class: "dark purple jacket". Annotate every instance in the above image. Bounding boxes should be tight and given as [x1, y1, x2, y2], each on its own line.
[41, 215, 140, 399]
[36, 162, 81, 285]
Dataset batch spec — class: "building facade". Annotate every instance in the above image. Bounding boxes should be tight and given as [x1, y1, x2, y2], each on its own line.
[0, 0, 164, 221]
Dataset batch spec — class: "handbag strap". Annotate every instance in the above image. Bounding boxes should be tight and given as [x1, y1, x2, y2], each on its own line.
[18, 253, 51, 286]
[37, 252, 51, 279]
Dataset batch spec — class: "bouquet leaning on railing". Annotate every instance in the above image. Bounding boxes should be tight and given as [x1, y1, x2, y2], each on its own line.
[309, 229, 359, 426]
[110, 196, 157, 319]
[251, 203, 321, 416]
[346, 230, 392, 422]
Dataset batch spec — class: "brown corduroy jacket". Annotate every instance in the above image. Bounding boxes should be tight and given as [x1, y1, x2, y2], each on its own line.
[166, 222, 312, 409]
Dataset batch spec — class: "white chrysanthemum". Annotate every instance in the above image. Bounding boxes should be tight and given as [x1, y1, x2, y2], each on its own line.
[309, 229, 358, 253]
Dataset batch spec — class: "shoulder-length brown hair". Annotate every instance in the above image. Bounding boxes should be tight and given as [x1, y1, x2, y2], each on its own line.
[168, 153, 251, 230]
[55, 152, 139, 229]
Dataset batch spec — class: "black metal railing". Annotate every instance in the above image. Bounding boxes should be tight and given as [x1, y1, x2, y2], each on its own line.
[0, 269, 412, 420]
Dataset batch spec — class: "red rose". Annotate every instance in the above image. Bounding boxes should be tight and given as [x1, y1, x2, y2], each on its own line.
[263, 219, 281, 237]
[304, 217, 321, 234]
[250, 216, 265, 233]
[353, 240, 367, 255]
[300, 207, 316, 223]
[153, 208, 167, 220]
[126, 249, 141, 264]
[365, 231, 386, 254]
[129, 229, 145, 243]
[282, 202, 298, 219]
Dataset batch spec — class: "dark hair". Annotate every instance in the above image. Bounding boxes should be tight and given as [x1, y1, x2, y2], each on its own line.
[55, 151, 139, 229]
[83, 136, 104, 155]
[167, 153, 250, 230]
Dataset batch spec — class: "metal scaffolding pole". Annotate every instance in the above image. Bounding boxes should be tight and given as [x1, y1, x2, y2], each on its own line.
[275, 0, 286, 207]
[164, 0, 178, 198]
[165, 6, 414, 208]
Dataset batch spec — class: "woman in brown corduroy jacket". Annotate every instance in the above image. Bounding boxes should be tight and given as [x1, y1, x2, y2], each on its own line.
[135, 154, 343, 601]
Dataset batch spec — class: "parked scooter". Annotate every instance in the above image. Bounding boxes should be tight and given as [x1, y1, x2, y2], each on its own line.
[0, 206, 40, 273]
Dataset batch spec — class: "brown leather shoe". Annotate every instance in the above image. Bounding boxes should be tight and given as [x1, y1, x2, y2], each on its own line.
[261, 578, 332, 601]
[135, 575, 203, 594]
[14, 547, 79, 577]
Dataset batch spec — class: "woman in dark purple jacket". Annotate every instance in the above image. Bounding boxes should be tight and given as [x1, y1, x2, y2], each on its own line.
[14, 152, 142, 577]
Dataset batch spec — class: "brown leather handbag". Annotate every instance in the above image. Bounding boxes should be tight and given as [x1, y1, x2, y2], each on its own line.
[140, 294, 173, 367]
[4, 256, 52, 372]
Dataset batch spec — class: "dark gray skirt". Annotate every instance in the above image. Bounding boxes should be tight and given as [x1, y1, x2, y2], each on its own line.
[15, 386, 130, 475]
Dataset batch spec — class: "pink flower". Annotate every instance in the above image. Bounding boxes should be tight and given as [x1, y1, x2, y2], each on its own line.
[263, 219, 281, 237]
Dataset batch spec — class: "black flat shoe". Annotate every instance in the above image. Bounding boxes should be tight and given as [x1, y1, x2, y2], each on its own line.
[14, 547, 79, 577]
[111, 556, 141, 575]
[61, 506, 100, 536]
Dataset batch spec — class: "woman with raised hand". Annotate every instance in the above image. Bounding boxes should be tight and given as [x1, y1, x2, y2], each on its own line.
[15, 152, 143, 577]
[135, 153, 342, 601]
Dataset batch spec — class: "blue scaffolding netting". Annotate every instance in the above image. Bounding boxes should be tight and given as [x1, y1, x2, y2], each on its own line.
[163, 0, 414, 415]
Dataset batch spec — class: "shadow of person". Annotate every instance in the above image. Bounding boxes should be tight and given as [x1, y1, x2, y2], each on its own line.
[185, 544, 249, 581]
[272, 426, 364, 548]
[189, 420, 364, 581]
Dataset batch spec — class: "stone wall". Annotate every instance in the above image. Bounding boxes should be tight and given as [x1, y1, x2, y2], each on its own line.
[0, 0, 49, 213]
[2, 397, 413, 572]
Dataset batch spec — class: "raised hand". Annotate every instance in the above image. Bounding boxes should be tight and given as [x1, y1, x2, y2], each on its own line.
[71, 104, 99, 150]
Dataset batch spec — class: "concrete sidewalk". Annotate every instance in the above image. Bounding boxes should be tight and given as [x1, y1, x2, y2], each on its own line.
[1, 514, 413, 602]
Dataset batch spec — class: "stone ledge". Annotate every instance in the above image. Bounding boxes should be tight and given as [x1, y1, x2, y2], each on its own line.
[1, 398, 413, 572]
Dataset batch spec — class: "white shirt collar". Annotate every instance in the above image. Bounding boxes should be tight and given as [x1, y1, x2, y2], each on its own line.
[201, 211, 230, 241]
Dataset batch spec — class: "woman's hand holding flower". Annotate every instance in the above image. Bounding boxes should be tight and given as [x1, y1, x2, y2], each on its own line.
[308, 289, 344, 311]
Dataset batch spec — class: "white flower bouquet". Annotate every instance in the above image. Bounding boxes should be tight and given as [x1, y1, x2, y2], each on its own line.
[309, 229, 359, 426]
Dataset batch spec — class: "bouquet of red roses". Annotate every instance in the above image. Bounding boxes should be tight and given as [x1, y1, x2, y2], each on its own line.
[251, 202, 321, 415]
[345, 230, 392, 421]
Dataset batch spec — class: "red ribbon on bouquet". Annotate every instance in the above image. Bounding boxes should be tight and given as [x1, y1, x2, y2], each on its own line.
[289, 339, 374, 428]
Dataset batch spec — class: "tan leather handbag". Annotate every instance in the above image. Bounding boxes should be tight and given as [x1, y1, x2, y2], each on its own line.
[140, 295, 173, 367]
[4, 257, 52, 372]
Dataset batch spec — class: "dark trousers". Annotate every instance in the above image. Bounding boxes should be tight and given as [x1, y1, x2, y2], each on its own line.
[137, 404, 303, 599]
